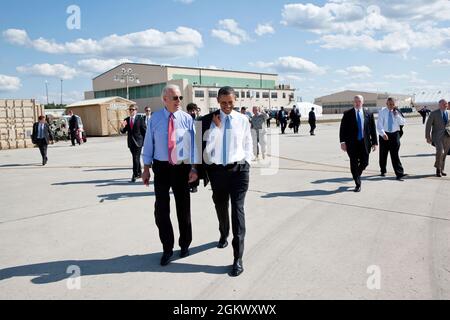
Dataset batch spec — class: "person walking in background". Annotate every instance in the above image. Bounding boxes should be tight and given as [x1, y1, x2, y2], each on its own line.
[377, 97, 407, 180]
[144, 106, 152, 128]
[418, 106, 431, 125]
[339, 95, 378, 192]
[425, 99, 450, 177]
[199, 86, 253, 277]
[31, 115, 54, 166]
[120, 105, 147, 183]
[68, 110, 80, 146]
[142, 84, 198, 266]
[278, 107, 288, 134]
[186, 102, 201, 193]
[250, 106, 269, 160]
[289, 105, 301, 134]
[309, 107, 317, 136]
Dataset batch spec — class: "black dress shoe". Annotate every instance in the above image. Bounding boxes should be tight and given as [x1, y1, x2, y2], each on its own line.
[131, 176, 136, 183]
[354, 185, 361, 193]
[442, 172, 447, 177]
[180, 248, 190, 258]
[160, 252, 173, 266]
[436, 169, 442, 177]
[380, 172, 386, 177]
[229, 259, 244, 277]
[217, 239, 228, 249]
[396, 174, 407, 181]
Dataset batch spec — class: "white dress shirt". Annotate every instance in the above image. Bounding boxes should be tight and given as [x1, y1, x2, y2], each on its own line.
[376, 107, 406, 136]
[204, 110, 253, 165]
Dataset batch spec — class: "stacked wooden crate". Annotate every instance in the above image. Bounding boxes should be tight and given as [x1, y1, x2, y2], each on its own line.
[0, 99, 44, 150]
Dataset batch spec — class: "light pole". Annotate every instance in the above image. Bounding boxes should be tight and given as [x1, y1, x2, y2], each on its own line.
[45, 81, 49, 106]
[114, 67, 140, 100]
[60, 79, 63, 106]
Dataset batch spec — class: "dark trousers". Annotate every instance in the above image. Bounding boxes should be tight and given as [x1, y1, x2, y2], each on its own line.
[153, 160, 192, 253]
[421, 115, 427, 124]
[70, 130, 79, 146]
[280, 121, 287, 134]
[309, 122, 316, 134]
[207, 162, 249, 260]
[36, 139, 48, 162]
[379, 132, 404, 177]
[347, 140, 369, 187]
[129, 145, 142, 177]
[293, 124, 300, 134]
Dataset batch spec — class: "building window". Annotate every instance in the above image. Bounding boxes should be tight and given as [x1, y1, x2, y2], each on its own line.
[256, 92, 260, 99]
[241, 91, 245, 99]
[283, 92, 286, 99]
[246, 91, 251, 98]
[208, 91, 218, 98]
[271, 92, 278, 99]
[262, 92, 270, 99]
[235, 92, 240, 98]
[195, 90, 205, 98]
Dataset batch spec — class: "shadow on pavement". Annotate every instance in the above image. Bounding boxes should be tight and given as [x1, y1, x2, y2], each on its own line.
[52, 179, 153, 187]
[0, 242, 225, 284]
[83, 168, 131, 172]
[98, 191, 155, 201]
[261, 186, 351, 198]
[0, 163, 41, 168]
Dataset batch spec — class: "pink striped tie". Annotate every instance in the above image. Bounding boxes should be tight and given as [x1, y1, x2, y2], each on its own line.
[168, 113, 176, 165]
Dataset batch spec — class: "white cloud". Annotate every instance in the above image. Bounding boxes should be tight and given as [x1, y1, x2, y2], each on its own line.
[175, 0, 194, 3]
[211, 19, 250, 45]
[251, 56, 326, 75]
[432, 58, 450, 66]
[336, 65, 372, 78]
[37, 90, 84, 105]
[281, 1, 450, 55]
[0, 74, 22, 92]
[3, 27, 203, 59]
[384, 71, 427, 84]
[17, 63, 78, 80]
[255, 23, 275, 36]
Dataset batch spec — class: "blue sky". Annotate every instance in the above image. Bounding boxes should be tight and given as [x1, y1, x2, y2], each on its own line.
[1, 0, 450, 103]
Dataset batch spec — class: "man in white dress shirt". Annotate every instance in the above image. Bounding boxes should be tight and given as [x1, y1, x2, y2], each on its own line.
[198, 86, 253, 277]
[376, 97, 407, 180]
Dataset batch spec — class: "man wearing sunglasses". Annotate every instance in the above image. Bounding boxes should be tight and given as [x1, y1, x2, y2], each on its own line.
[120, 105, 147, 183]
[142, 84, 198, 266]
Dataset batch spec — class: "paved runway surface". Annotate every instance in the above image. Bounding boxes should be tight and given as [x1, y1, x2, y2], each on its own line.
[0, 118, 449, 299]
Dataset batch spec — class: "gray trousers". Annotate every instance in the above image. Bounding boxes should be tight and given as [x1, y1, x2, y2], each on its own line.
[435, 135, 450, 171]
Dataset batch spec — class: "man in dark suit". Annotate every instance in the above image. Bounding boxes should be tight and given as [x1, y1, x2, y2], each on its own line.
[120, 105, 146, 182]
[339, 95, 378, 192]
[278, 107, 288, 134]
[32, 115, 54, 166]
[68, 110, 80, 146]
[197, 86, 253, 277]
[309, 107, 317, 136]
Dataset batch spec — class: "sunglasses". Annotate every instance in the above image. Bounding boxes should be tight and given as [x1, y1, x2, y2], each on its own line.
[170, 96, 183, 101]
[129, 108, 136, 111]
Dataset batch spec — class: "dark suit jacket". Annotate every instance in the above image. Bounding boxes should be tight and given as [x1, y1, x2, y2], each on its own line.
[339, 108, 378, 154]
[120, 115, 146, 149]
[309, 111, 316, 123]
[194, 110, 222, 187]
[68, 115, 79, 131]
[32, 122, 54, 144]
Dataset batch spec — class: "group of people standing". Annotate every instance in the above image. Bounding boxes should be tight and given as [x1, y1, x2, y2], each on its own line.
[275, 106, 317, 136]
[339, 95, 450, 192]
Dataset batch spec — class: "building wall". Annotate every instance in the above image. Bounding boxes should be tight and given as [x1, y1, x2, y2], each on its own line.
[315, 90, 412, 114]
[88, 63, 295, 115]
[93, 64, 169, 91]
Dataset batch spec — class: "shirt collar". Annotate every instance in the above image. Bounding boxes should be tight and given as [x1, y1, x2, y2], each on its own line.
[220, 110, 234, 119]
[164, 107, 179, 119]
